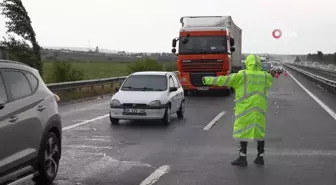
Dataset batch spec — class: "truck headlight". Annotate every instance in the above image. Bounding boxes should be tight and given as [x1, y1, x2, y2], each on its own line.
[110, 99, 121, 107]
[149, 100, 161, 107]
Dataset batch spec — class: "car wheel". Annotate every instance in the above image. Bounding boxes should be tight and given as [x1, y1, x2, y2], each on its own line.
[110, 114, 119, 125]
[33, 132, 60, 184]
[176, 100, 185, 119]
[162, 105, 171, 126]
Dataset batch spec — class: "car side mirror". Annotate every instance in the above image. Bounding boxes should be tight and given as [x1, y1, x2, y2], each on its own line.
[169, 87, 177, 92]
[0, 102, 5, 110]
[115, 87, 119, 92]
[230, 47, 236, 52]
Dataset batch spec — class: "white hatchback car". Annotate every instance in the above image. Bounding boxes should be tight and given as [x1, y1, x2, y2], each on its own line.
[109, 71, 185, 125]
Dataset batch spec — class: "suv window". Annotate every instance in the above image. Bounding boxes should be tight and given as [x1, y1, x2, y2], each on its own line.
[172, 75, 180, 88]
[24, 72, 38, 92]
[0, 73, 7, 102]
[2, 70, 32, 100]
[169, 77, 175, 88]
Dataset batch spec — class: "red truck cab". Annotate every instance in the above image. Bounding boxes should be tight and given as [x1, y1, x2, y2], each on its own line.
[171, 16, 242, 95]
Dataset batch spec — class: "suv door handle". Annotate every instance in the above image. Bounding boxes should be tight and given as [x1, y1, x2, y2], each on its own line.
[9, 116, 18, 123]
[37, 105, 46, 112]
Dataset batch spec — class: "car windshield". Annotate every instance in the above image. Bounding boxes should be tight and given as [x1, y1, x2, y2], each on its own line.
[179, 36, 227, 54]
[272, 62, 281, 66]
[121, 75, 167, 91]
[262, 63, 271, 68]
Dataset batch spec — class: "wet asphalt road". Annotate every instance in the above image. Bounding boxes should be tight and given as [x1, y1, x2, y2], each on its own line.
[21, 68, 336, 185]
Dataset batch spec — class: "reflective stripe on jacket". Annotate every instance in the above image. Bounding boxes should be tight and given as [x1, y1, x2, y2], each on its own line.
[202, 54, 273, 141]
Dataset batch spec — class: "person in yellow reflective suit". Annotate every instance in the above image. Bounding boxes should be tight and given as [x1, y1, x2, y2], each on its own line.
[202, 54, 273, 166]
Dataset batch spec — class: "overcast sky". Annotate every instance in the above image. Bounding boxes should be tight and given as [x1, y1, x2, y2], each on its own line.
[0, 0, 335, 54]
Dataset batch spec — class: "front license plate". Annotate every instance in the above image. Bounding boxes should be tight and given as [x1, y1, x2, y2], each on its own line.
[197, 87, 209, 91]
[124, 108, 145, 114]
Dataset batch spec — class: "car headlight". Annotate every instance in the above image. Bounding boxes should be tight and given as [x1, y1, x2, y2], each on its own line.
[149, 100, 161, 107]
[110, 99, 121, 107]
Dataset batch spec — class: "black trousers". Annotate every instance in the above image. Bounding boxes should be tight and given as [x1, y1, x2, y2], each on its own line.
[239, 141, 265, 154]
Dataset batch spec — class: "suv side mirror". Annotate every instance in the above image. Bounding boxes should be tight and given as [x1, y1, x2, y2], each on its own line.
[169, 87, 177, 92]
[230, 47, 236, 52]
[115, 87, 119, 92]
[230, 38, 235, 46]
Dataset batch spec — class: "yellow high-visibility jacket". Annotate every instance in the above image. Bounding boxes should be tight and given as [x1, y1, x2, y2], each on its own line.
[202, 54, 273, 141]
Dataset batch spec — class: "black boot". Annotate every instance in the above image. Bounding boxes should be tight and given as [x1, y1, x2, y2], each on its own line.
[231, 141, 248, 167]
[254, 141, 265, 166]
[231, 152, 248, 166]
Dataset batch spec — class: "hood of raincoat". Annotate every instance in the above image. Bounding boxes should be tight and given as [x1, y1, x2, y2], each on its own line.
[245, 54, 261, 71]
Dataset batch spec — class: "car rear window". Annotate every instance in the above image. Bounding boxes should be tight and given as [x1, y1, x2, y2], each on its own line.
[121, 75, 167, 91]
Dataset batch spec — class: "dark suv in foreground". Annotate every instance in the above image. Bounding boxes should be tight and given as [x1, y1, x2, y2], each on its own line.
[0, 60, 62, 185]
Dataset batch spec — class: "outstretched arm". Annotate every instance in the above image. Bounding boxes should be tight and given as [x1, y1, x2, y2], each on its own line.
[202, 73, 238, 88]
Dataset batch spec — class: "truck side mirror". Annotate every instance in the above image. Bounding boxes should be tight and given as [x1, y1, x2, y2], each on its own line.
[172, 48, 176, 54]
[230, 38, 235, 46]
[230, 47, 236, 52]
[172, 39, 177, 47]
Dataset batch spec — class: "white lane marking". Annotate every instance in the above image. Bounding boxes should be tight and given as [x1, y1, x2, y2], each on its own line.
[287, 70, 336, 121]
[208, 147, 336, 156]
[62, 114, 109, 131]
[140, 165, 171, 185]
[62, 144, 114, 150]
[203, 111, 226, 130]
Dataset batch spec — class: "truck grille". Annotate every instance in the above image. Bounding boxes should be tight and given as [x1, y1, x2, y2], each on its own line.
[182, 59, 223, 72]
[190, 72, 217, 87]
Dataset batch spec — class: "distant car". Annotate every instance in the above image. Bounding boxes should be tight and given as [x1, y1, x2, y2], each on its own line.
[270, 61, 283, 74]
[327, 64, 335, 70]
[109, 71, 185, 126]
[259, 57, 268, 63]
[0, 60, 62, 185]
[241, 60, 246, 69]
[261, 62, 272, 72]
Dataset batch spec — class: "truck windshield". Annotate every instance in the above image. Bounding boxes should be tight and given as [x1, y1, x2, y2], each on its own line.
[179, 36, 227, 54]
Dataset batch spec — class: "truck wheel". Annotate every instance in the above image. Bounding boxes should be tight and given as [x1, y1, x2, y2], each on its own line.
[222, 88, 231, 96]
[184, 90, 192, 96]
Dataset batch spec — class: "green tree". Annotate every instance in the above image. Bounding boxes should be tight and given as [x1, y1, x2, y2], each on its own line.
[317, 51, 323, 62]
[127, 57, 163, 74]
[0, 0, 42, 74]
[307, 53, 312, 61]
[294, 56, 301, 63]
[47, 60, 84, 83]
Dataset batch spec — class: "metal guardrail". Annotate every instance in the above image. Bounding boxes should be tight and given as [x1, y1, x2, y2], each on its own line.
[47, 71, 179, 92]
[295, 62, 336, 73]
[47, 76, 127, 92]
[284, 63, 336, 91]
